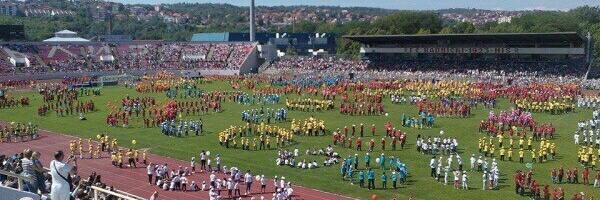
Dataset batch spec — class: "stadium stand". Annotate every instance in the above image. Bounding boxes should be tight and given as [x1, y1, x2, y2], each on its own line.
[0, 42, 257, 76]
[0, 46, 14, 74]
[0, 149, 144, 200]
[209, 43, 233, 62]
[228, 43, 256, 68]
[345, 32, 591, 77]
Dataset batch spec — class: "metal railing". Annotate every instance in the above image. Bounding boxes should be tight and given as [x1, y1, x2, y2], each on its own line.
[91, 186, 146, 200]
[0, 169, 145, 200]
[0, 169, 34, 191]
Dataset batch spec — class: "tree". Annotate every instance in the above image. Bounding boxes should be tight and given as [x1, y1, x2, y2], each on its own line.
[571, 6, 600, 25]
[416, 28, 431, 34]
[454, 22, 476, 33]
[587, 23, 600, 63]
[438, 27, 454, 34]
[370, 11, 442, 35]
[293, 20, 318, 33]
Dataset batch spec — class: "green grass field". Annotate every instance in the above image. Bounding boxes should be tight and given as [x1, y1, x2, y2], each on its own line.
[0, 81, 597, 200]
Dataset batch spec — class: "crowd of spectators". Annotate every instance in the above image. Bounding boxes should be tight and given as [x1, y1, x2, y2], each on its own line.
[270, 56, 368, 71]
[0, 47, 15, 74]
[229, 43, 255, 68]
[368, 59, 588, 77]
[209, 43, 232, 62]
[0, 42, 256, 75]
[265, 55, 595, 88]
[0, 149, 120, 200]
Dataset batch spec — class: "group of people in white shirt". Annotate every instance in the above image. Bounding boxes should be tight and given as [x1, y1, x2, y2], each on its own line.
[148, 163, 195, 192]
[574, 110, 600, 147]
[275, 146, 341, 169]
[275, 149, 319, 169]
[428, 153, 502, 191]
[143, 149, 295, 200]
[391, 94, 426, 104]
[469, 154, 502, 190]
[577, 96, 600, 109]
[417, 135, 460, 155]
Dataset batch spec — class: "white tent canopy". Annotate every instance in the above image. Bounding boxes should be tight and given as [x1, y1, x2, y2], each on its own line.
[100, 55, 115, 62]
[43, 30, 90, 42]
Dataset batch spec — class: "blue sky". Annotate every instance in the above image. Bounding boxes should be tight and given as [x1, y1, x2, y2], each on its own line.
[111, 0, 600, 11]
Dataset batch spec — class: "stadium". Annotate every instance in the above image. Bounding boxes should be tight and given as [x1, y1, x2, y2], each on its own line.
[1, 1, 600, 200]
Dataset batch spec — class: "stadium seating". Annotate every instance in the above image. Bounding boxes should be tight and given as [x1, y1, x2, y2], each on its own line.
[0, 42, 257, 75]
[1, 44, 45, 73]
[209, 43, 232, 62]
[0, 47, 15, 74]
[228, 43, 256, 68]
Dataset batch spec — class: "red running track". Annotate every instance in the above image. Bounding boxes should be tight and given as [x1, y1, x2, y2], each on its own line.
[0, 130, 356, 200]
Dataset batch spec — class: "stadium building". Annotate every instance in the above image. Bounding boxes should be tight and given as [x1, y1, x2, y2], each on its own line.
[345, 32, 593, 77]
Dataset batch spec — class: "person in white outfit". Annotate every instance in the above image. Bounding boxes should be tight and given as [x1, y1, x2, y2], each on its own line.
[260, 175, 266, 193]
[482, 172, 487, 190]
[461, 171, 468, 190]
[50, 150, 77, 200]
[470, 154, 476, 170]
[147, 163, 155, 185]
[443, 166, 449, 185]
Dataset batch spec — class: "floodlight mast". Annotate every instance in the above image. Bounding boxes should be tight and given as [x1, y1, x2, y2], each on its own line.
[249, 0, 256, 42]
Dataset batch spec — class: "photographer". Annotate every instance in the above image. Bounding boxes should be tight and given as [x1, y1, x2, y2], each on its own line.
[50, 150, 77, 200]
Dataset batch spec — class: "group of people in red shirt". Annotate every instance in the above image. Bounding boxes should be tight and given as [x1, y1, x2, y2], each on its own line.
[515, 168, 599, 200]
[331, 122, 407, 152]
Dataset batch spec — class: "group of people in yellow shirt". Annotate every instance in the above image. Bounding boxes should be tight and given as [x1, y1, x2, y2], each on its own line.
[67, 135, 148, 169]
[218, 123, 294, 150]
[110, 148, 147, 168]
[285, 98, 334, 112]
[399, 79, 470, 97]
[0, 122, 38, 143]
[136, 72, 195, 93]
[514, 97, 575, 114]
[91, 135, 148, 169]
[69, 138, 101, 160]
[478, 135, 556, 163]
[291, 117, 326, 136]
[577, 145, 600, 169]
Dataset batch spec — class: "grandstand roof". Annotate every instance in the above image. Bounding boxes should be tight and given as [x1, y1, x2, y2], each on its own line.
[43, 37, 90, 42]
[43, 29, 90, 42]
[56, 30, 76, 34]
[343, 32, 585, 44]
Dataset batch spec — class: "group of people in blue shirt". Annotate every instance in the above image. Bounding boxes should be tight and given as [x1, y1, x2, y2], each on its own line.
[401, 111, 436, 129]
[159, 119, 203, 137]
[234, 93, 280, 105]
[340, 152, 409, 190]
[165, 86, 204, 99]
[241, 107, 288, 124]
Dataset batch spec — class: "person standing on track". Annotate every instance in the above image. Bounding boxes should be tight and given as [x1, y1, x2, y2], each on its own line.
[200, 150, 207, 172]
[147, 163, 155, 185]
[244, 170, 253, 195]
[127, 149, 136, 168]
[260, 175, 266, 193]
